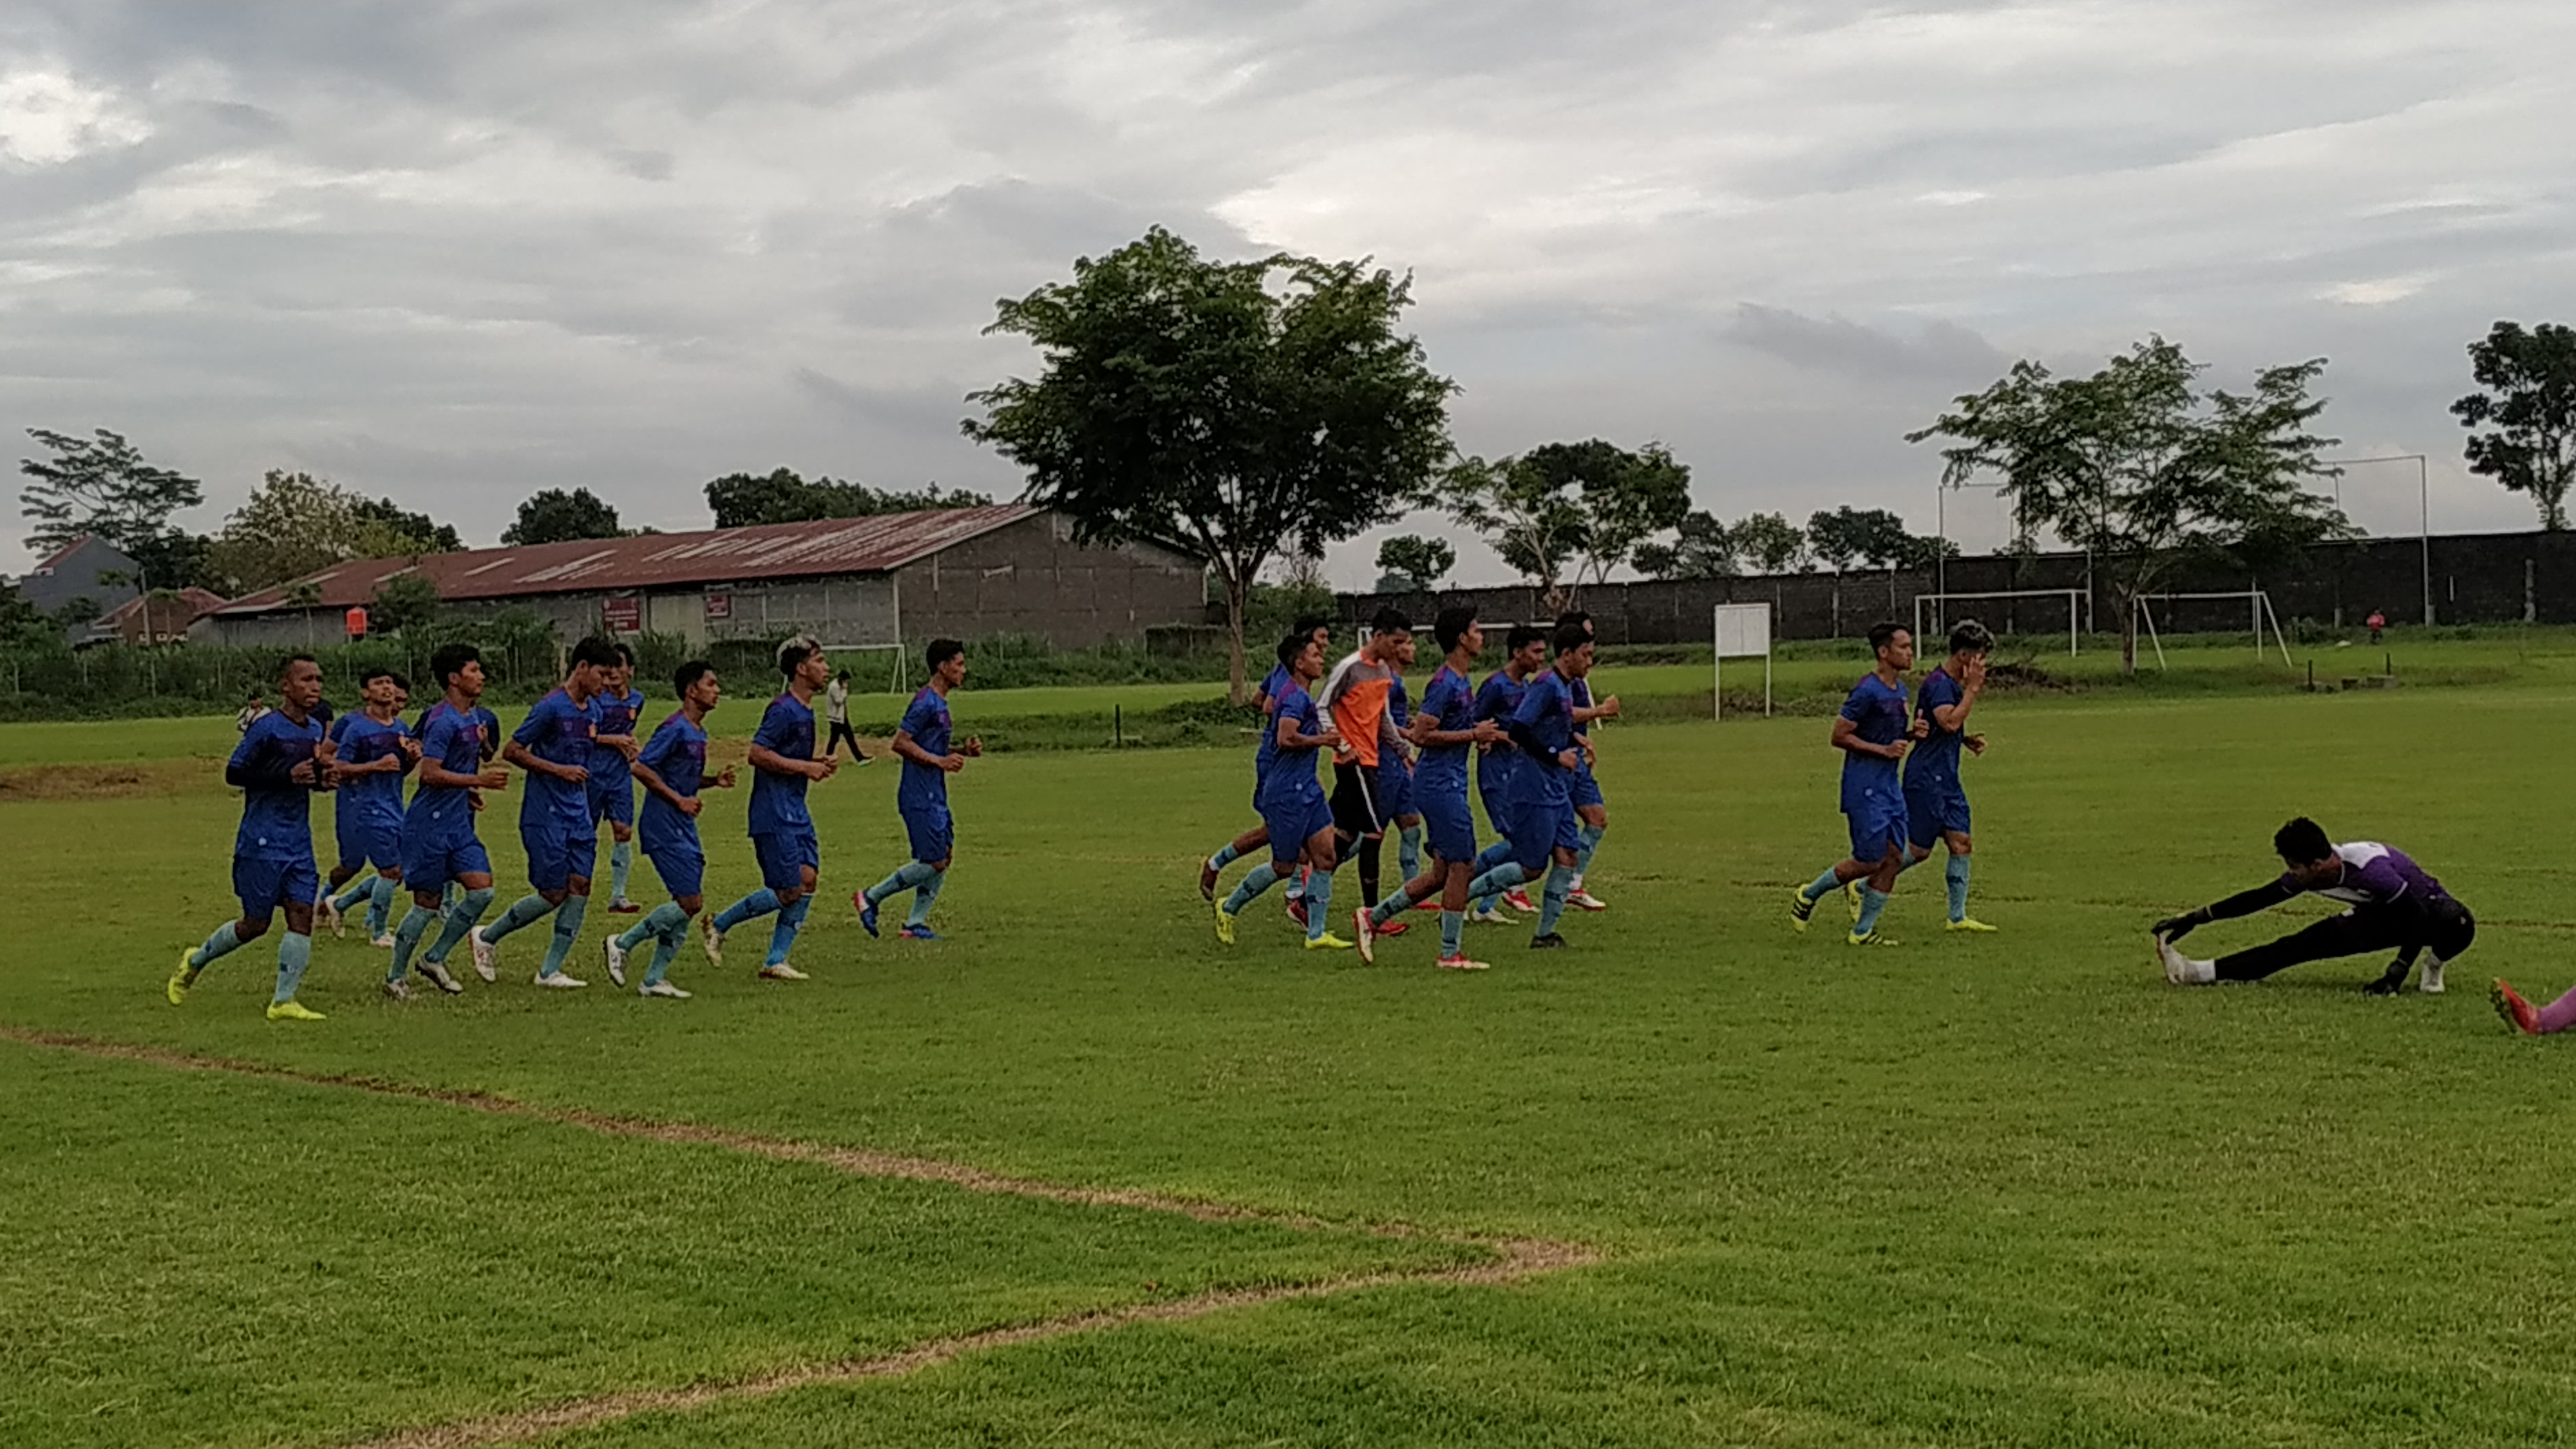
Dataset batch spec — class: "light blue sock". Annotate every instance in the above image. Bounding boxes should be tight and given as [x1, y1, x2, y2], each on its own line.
[1368, 889, 1412, 929]
[272, 931, 312, 1004]
[1856, 886, 1891, 935]
[365, 876, 398, 937]
[1224, 862, 1281, 913]
[1440, 908, 1464, 956]
[443, 880, 461, 911]
[1946, 855, 1972, 922]
[1397, 825, 1422, 884]
[712, 888, 780, 933]
[609, 840, 633, 902]
[330, 876, 374, 915]
[905, 869, 946, 929]
[765, 895, 810, 966]
[480, 892, 556, 944]
[644, 927, 685, 986]
[1304, 869, 1334, 942]
[1208, 842, 1241, 870]
[538, 895, 589, 978]
[423, 886, 494, 964]
[389, 904, 435, 982]
[864, 860, 938, 905]
[1465, 841, 1517, 909]
[620, 902, 687, 952]
[187, 921, 245, 970]
[1800, 867, 1843, 903]
[1466, 861, 1526, 905]
[1537, 865, 1573, 935]
[1574, 823, 1604, 877]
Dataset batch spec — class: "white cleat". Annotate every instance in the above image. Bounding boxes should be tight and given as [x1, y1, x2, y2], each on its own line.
[414, 958, 465, 995]
[2420, 958, 2447, 995]
[700, 915, 725, 969]
[370, 933, 397, 949]
[2157, 936, 2215, 985]
[639, 979, 691, 999]
[1468, 903, 1511, 924]
[469, 925, 499, 982]
[603, 936, 629, 987]
[1354, 907, 1377, 963]
[533, 971, 588, 989]
[757, 963, 809, 981]
[381, 977, 412, 1001]
[1566, 889, 1609, 912]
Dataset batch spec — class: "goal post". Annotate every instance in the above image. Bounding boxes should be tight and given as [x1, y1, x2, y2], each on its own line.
[1913, 589, 2084, 656]
[1712, 603, 1772, 721]
[2132, 591, 2294, 670]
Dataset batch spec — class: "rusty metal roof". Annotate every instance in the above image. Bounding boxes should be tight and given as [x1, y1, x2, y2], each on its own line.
[211, 504, 1043, 616]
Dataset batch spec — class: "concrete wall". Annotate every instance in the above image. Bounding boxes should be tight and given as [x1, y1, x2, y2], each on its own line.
[891, 512, 1207, 648]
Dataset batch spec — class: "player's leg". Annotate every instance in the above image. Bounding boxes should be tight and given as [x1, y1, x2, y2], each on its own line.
[1216, 805, 1300, 945]
[171, 857, 280, 1003]
[1567, 762, 1608, 909]
[1300, 804, 1349, 949]
[1938, 829, 1994, 931]
[759, 835, 819, 976]
[477, 823, 570, 971]
[534, 837, 595, 985]
[711, 832, 792, 957]
[1202, 820, 1269, 898]
[1850, 819, 1908, 945]
[1531, 799, 1581, 945]
[897, 808, 954, 938]
[265, 878, 325, 1020]
[2163, 909, 2395, 985]
[607, 819, 638, 912]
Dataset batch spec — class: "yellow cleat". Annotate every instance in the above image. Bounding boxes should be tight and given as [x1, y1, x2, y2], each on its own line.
[1845, 880, 1864, 923]
[1303, 933, 1355, 951]
[1946, 917, 1999, 933]
[265, 999, 326, 1022]
[1788, 886, 1816, 933]
[1846, 930, 1899, 948]
[1214, 898, 1238, 946]
[167, 951, 200, 1005]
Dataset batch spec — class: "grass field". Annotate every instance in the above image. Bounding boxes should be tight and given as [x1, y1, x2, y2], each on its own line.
[8, 640, 2576, 1446]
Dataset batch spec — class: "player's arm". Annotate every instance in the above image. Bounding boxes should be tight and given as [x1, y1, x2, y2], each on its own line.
[748, 708, 835, 779]
[2153, 881, 2298, 940]
[502, 737, 586, 784]
[1571, 696, 1622, 724]
[223, 723, 303, 790]
[1275, 706, 1337, 753]
[1416, 705, 1500, 748]
[1829, 714, 1905, 760]
[630, 758, 698, 816]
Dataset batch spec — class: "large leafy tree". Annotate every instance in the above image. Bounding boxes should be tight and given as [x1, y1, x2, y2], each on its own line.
[1447, 439, 1690, 609]
[706, 468, 988, 528]
[1807, 506, 1949, 571]
[352, 495, 463, 553]
[17, 428, 209, 592]
[501, 487, 625, 547]
[1374, 534, 1456, 593]
[2452, 320, 2576, 531]
[964, 227, 1454, 700]
[1444, 454, 1588, 609]
[209, 470, 451, 592]
[1910, 336, 2351, 673]
[1633, 510, 1740, 580]
[1732, 512, 1810, 574]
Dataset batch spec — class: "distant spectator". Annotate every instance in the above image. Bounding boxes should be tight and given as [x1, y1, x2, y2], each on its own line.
[824, 669, 867, 762]
[236, 690, 271, 735]
[2366, 609, 2386, 644]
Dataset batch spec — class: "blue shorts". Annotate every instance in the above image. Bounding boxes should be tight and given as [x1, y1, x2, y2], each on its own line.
[1377, 759, 1416, 821]
[752, 828, 819, 893]
[1845, 787, 1910, 863]
[335, 816, 402, 875]
[401, 831, 491, 890]
[1259, 792, 1335, 866]
[1505, 794, 1579, 875]
[903, 802, 954, 864]
[1906, 785, 1971, 849]
[649, 844, 706, 901]
[232, 855, 320, 920]
[1478, 784, 1513, 840]
[1569, 761, 1604, 810]
[589, 776, 634, 828]
[521, 823, 599, 893]
[1418, 785, 1478, 865]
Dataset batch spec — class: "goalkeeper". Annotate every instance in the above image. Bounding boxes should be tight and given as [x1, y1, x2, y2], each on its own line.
[2151, 817, 2473, 994]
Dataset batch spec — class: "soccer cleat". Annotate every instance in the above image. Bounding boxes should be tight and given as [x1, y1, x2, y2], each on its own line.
[1214, 898, 1238, 946]
[2156, 936, 2214, 985]
[898, 925, 940, 942]
[370, 933, 397, 949]
[606, 898, 642, 915]
[2494, 980, 2539, 1036]
[167, 951, 200, 1005]
[265, 999, 325, 1021]
[1845, 880, 1864, 923]
[1529, 933, 1568, 950]
[1303, 932, 1355, 951]
[1788, 886, 1817, 933]
[1567, 889, 1608, 912]
[319, 895, 345, 938]
[855, 893, 881, 938]
[1946, 918, 1999, 933]
[758, 963, 809, 980]
[1377, 918, 1410, 938]
[640, 979, 692, 999]
[382, 978, 413, 1001]
[603, 936, 629, 986]
[1502, 887, 1537, 914]
[1198, 858, 1221, 900]
[533, 971, 587, 989]
[415, 958, 464, 995]
[1354, 908, 1377, 963]
[2420, 958, 2447, 995]
[1436, 954, 1492, 971]
[1416, 896, 1442, 911]
[1286, 895, 1309, 929]
[469, 925, 498, 982]
[700, 914, 725, 967]
[1846, 930, 1897, 948]
[1468, 902, 1511, 925]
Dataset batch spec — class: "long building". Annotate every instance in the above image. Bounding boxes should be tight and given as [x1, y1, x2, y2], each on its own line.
[195, 505, 1207, 651]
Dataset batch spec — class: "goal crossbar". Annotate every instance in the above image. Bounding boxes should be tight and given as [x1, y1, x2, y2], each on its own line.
[2132, 591, 2293, 670]
[1914, 590, 2083, 656]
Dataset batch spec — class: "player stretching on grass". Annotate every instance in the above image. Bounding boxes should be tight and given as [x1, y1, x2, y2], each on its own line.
[857, 638, 982, 940]
[1460, 622, 1595, 949]
[605, 660, 736, 998]
[1356, 606, 1505, 969]
[385, 645, 506, 998]
[169, 654, 340, 1019]
[1465, 625, 1549, 922]
[471, 636, 620, 988]
[704, 634, 837, 980]
[1216, 630, 1350, 950]
[318, 666, 419, 947]
[1200, 618, 1331, 903]
[2153, 817, 2473, 994]
[1904, 620, 1997, 933]
[592, 643, 647, 914]
[1789, 621, 1925, 947]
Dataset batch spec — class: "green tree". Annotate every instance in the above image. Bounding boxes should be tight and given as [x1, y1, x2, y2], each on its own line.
[1732, 512, 1810, 574]
[1633, 511, 1741, 580]
[0, 582, 59, 649]
[705, 468, 987, 528]
[1444, 454, 1589, 609]
[1909, 336, 2351, 673]
[208, 470, 445, 593]
[369, 571, 443, 634]
[1447, 439, 1690, 608]
[17, 428, 208, 594]
[965, 227, 1454, 701]
[352, 496, 464, 553]
[1806, 506, 1942, 571]
[1374, 534, 1456, 592]
[2452, 320, 2576, 531]
[500, 487, 625, 547]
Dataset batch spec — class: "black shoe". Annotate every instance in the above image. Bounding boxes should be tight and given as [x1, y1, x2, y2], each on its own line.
[1530, 933, 1568, 949]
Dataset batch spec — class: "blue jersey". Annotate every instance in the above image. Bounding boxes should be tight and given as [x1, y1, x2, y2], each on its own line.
[748, 692, 817, 835]
[512, 688, 600, 832]
[1414, 664, 1475, 795]
[1258, 663, 1293, 715]
[1906, 667, 1967, 793]
[328, 710, 411, 828]
[1388, 673, 1411, 730]
[1259, 683, 1327, 807]
[228, 709, 325, 862]
[407, 701, 486, 842]
[1510, 668, 1578, 804]
[589, 687, 645, 787]
[1473, 668, 1528, 797]
[635, 710, 710, 855]
[898, 686, 954, 811]
[1838, 673, 1909, 808]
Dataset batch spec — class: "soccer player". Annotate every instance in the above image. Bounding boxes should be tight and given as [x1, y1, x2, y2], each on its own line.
[1904, 620, 1998, 933]
[823, 669, 869, 762]
[1200, 617, 1331, 901]
[1215, 630, 1350, 950]
[1355, 606, 1505, 969]
[169, 654, 339, 1019]
[1788, 621, 1925, 947]
[384, 645, 507, 998]
[1554, 610, 1622, 911]
[703, 634, 838, 980]
[604, 659, 737, 998]
[1457, 621, 1594, 948]
[317, 667, 420, 947]
[2152, 818, 2474, 993]
[1465, 625, 1549, 922]
[418, 684, 502, 916]
[2492, 980, 2576, 1036]
[1374, 638, 1422, 934]
[592, 643, 647, 914]
[856, 638, 983, 940]
[470, 636, 620, 988]
[1319, 609, 1412, 909]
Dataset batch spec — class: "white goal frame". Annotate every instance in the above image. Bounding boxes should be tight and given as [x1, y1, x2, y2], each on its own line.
[1914, 590, 2084, 656]
[2132, 590, 2293, 670]
[1712, 603, 1772, 720]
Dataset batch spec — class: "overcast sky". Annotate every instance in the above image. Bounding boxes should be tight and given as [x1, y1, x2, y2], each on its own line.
[4, 0, 2570, 587]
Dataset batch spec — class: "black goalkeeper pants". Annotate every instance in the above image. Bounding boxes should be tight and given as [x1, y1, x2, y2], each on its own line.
[2214, 898, 2476, 983]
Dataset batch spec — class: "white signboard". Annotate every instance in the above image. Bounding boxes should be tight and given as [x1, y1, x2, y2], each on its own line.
[1712, 603, 1773, 720]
